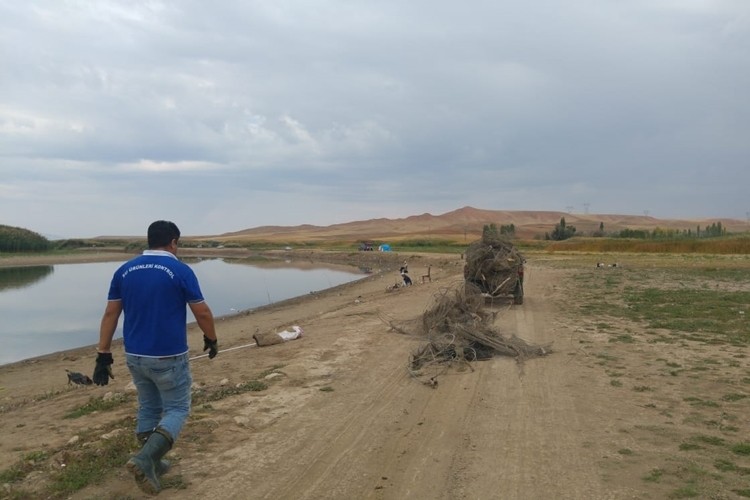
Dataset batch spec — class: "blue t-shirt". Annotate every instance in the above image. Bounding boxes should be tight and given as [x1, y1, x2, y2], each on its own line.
[107, 250, 205, 357]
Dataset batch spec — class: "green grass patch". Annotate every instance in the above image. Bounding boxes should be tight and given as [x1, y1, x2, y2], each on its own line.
[256, 364, 286, 379]
[679, 442, 703, 451]
[64, 394, 131, 419]
[609, 334, 636, 343]
[568, 259, 750, 348]
[193, 378, 269, 405]
[594, 352, 619, 362]
[33, 389, 64, 402]
[195, 363, 282, 403]
[49, 431, 136, 495]
[683, 397, 719, 408]
[714, 458, 750, 475]
[668, 485, 700, 498]
[642, 468, 664, 482]
[731, 442, 750, 456]
[0, 421, 140, 497]
[692, 435, 726, 446]
[622, 288, 750, 345]
[714, 458, 738, 472]
[0, 451, 49, 483]
[721, 393, 748, 402]
[688, 365, 710, 372]
[544, 236, 750, 255]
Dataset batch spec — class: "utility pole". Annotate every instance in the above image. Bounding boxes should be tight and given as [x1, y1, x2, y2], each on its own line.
[583, 203, 590, 215]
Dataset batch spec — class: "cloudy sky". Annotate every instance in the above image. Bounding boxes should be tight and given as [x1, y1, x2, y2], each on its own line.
[1, 1, 748, 238]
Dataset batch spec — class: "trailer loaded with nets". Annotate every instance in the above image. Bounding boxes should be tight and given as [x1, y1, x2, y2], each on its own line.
[463, 234, 525, 305]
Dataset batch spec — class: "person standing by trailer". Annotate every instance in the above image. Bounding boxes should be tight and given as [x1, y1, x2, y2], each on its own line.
[93, 220, 219, 495]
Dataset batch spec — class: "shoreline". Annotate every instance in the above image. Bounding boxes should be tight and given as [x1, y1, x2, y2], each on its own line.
[0, 249, 451, 412]
[0, 246, 414, 268]
[0, 248, 419, 369]
[0, 270, 387, 370]
[0, 250, 135, 268]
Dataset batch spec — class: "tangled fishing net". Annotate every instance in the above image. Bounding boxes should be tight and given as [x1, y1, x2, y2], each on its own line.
[463, 234, 525, 297]
[385, 281, 551, 387]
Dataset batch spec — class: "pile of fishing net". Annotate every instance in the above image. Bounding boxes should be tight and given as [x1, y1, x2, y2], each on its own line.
[385, 282, 551, 387]
[463, 234, 524, 297]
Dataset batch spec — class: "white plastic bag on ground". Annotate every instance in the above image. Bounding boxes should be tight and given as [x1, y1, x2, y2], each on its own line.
[278, 325, 303, 341]
[254, 325, 304, 347]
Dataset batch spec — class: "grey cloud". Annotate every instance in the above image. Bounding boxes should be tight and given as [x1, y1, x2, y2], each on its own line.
[0, 0, 748, 237]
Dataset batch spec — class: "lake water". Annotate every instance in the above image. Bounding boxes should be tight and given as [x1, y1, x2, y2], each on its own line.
[0, 258, 365, 366]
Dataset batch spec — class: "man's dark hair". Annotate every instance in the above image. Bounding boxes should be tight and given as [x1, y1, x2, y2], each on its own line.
[147, 220, 181, 249]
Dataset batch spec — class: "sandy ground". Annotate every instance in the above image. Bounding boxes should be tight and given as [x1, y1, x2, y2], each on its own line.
[1, 251, 749, 499]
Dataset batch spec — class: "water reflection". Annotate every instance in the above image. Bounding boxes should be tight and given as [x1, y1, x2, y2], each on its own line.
[0, 258, 363, 366]
[0, 265, 54, 291]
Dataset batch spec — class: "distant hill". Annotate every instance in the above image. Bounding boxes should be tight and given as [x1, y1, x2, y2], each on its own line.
[209, 206, 749, 243]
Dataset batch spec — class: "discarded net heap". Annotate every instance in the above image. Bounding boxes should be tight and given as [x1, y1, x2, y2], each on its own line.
[385, 282, 550, 387]
[381, 235, 549, 386]
[463, 234, 524, 297]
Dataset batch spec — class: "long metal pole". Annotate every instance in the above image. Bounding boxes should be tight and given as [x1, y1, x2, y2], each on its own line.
[189, 341, 258, 361]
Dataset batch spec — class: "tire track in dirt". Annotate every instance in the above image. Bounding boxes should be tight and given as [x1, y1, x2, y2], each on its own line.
[175, 278, 437, 500]
[366, 367, 487, 500]
[262, 358, 413, 499]
[166, 263, 626, 499]
[360, 285, 614, 499]
[257, 266, 618, 499]
[463, 271, 621, 499]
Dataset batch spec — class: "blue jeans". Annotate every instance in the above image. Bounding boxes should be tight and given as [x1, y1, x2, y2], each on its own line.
[126, 353, 192, 441]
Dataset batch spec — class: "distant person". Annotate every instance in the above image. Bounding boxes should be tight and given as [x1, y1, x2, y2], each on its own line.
[93, 220, 219, 495]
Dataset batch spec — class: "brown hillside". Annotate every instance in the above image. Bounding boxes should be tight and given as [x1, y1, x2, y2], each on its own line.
[210, 206, 749, 243]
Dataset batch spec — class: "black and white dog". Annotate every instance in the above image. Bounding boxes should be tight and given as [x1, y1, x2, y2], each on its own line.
[400, 266, 412, 286]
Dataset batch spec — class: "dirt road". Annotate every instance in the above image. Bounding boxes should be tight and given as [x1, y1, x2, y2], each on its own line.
[163, 263, 628, 500]
[2, 254, 747, 499]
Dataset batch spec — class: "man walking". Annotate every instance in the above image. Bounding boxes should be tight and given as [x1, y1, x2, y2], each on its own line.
[94, 220, 219, 495]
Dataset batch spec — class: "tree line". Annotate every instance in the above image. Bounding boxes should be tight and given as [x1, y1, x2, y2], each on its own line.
[0, 225, 51, 252]
[545, 218, 732, 241]
[481, 218, 735, 242]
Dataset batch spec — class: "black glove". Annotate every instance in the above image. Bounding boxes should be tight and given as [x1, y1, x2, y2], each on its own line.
[203, 335, 218, 359]
[93, 352, 114, 386]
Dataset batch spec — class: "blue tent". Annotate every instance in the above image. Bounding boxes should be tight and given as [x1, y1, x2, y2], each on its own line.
[378, 244, 391, 252]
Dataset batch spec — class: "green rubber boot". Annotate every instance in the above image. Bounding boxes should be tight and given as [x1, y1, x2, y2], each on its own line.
[127, 429, 173, 495]
[136, 431, 171, 475]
